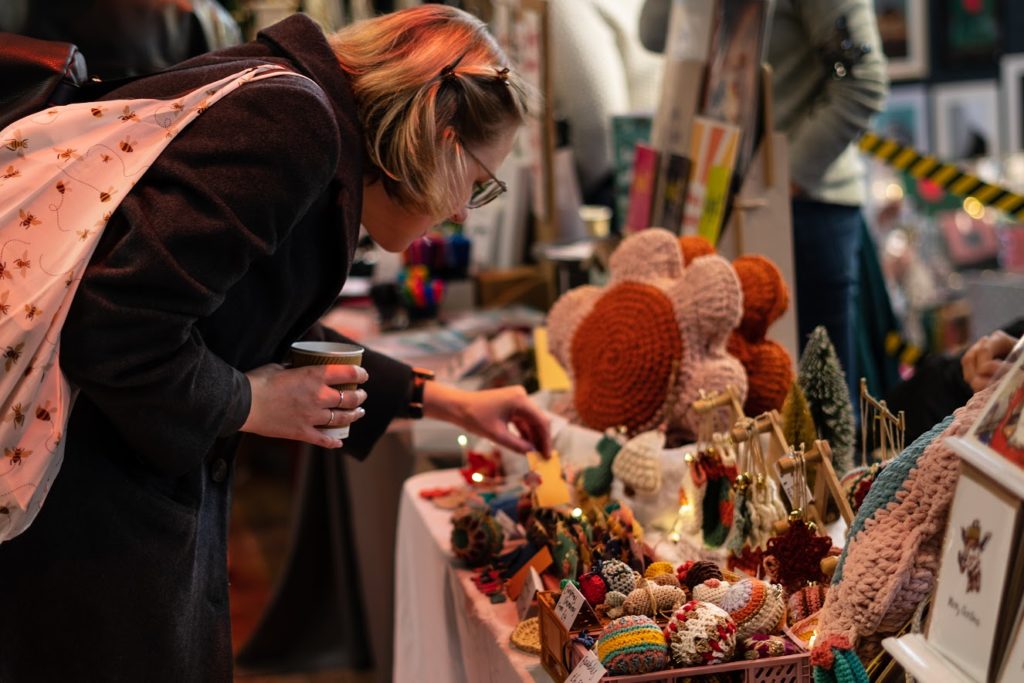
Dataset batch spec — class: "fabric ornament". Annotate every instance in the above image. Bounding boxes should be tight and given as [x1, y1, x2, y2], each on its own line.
[762, 519, 833, 593]
[622, 579, 686, 617]
[712, 578, 787, 640]
[612, 428, 665, 494]
[509, 617, 542, 655]
[596, 615, 669, 675]
[644, 561, 675, 579]
[450, 507, 504, 567]
[787, 584, 828, 626]
[547, 228, 747, 440]
[600, 559, 638, 595]
[741, 633, 800, 660]
[813, 387, 991, 678]
[578, 571, 607, 607]
[677, 560, 723, 591]
[662, 600, 737, 667]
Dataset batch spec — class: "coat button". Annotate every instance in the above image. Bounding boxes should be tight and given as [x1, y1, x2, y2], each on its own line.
[210, 458, 228, 483]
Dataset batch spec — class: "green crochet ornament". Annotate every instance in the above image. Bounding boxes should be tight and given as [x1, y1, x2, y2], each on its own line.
[577, 429, 626, 496]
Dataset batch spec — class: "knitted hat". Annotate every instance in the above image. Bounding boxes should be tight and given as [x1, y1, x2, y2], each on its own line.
[547, 228, 747, 440]
[663, 600, 738, 666]
[578, 571, 607, 607]
[644, 561, 675, 579]
[692, 578, 731, 606]
[678, 560, 724, 591]
[600, 559, 638, 595]
[788, 584, 829, 626]
[596, 615, 669, 675]
[450, 507, 504, 567]
[715, 578, 787, 640]
[742, 633, 800, 660]
[622, 580, 686, 617]
[611, 428, 664, 494]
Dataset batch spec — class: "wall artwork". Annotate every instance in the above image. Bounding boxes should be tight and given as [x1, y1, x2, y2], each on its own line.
[874, 0, 929, 80]
[931, 80, 1001, 161]
[1001, 53, 1024, 153]
[871, 84, 930, 151]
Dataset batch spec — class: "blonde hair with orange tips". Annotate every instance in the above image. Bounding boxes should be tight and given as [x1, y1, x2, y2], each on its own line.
[327, 5, 529, 218]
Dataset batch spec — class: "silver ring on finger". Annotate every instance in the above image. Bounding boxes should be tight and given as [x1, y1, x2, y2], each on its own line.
[327, 408, 337, 426]
[335, 389, 345, 409]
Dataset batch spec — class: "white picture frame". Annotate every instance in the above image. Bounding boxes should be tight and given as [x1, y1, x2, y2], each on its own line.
[872, 83, 930, 152]
[931, 80, 1001, 162]
[874, 0, 929, 81]
[1001, 54, 1024, 154]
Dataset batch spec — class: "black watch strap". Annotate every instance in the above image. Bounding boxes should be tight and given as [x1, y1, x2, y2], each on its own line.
[407, 367, 434, 419]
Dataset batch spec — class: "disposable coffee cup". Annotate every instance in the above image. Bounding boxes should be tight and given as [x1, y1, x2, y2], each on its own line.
[290, 341, 365, 439]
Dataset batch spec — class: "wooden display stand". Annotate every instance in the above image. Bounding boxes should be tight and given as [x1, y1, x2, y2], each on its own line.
[776, 440, 855, 527]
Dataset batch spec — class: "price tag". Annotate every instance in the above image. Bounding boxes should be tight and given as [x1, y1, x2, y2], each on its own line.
[494, 510, 523, 539]
[565, 650, 606, 683]
[554, 581, 586, 630]
[515, 567, 544, 620]
[778, 468, 815, 510]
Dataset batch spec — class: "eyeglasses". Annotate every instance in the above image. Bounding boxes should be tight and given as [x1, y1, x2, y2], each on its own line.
[463, 145, 507, 209]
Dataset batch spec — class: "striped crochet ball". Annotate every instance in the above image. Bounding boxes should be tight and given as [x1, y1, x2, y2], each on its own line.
[596, 615, 669, 675]
[663, 600, 737, 667]
[715, 578, 787, 640]
[787, 584, 828, 626]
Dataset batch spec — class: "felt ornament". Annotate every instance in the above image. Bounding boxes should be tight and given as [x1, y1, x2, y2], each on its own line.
[622, 579, 687, 618]
[663, 600, 738, 667]
[576, 428, 626, 497]
[596, 615, 669, 675]
[788, 584, 829, 626]
[712, 578, 788, 640]
[578, 571, 608, 607]
[450, 507, 505, 567]
[611, 428, 665, 495]
[547, 228, 747, 440]
[677, 560, 724, 592]
[780, 383, 818, 454]
[742, 633, 800, 660]
[798, 326, 855, 476]
[762, 519, 833, 593]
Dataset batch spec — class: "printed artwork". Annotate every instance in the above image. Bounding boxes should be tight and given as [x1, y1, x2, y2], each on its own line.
[958, 519, 992, 593]
[874, 0, 928, 79]
[971, 340, 1024, 467]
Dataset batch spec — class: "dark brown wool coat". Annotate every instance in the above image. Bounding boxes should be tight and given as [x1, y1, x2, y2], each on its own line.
[0, 15, 411, 682]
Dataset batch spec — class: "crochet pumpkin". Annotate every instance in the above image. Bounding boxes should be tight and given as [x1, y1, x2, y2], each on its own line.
[680, 235, 794, 416]
[547, 229, 747, 440]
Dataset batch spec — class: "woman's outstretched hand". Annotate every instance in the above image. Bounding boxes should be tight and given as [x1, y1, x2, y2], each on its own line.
[241, 363, 368, 448]
[423, 382, 551, 457]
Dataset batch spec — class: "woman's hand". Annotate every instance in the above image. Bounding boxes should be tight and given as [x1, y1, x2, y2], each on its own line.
[962, 331, 1019, 393]
[241, 363, 368, 448]
[423, 382, 551, 457]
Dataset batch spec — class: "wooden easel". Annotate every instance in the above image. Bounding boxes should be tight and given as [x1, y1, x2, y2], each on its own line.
[860, 377, 906, 464]
[691, 385, 746, 425]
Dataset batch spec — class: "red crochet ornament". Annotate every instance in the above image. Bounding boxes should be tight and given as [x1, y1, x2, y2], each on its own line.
[762, 520, 833, 593]
[578, 571, 608, 607]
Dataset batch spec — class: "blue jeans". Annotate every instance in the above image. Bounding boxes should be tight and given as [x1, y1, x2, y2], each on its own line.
[792, 199, 863, 407]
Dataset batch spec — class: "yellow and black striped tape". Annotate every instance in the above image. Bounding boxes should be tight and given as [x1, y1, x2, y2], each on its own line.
[859, 131, 1024, 222]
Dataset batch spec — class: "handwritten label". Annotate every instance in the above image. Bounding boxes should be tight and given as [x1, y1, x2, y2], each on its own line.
[778, 469, 815, 510]
[565, 650, 606, 683]
[495, 510, 523, 539]
[516, 567, 544, 620]
[555, 581, 586, 630]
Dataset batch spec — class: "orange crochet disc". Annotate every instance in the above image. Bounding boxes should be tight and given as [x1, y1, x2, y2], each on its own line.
[570, 282, 683, 433]
[678, 235, 715, 265]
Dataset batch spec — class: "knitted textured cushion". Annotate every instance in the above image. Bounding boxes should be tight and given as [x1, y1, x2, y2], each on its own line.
[547, 228, 746, 439]
[611, 429, 665, 494]
[663, 600, 738, 666]
[596, 615, 669, 675]
[714, 578, 787, 640]
[450, 507, 504, 567]
[813, 385, 992, 677]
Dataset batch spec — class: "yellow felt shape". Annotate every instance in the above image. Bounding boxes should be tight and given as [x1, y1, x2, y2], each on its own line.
[527, 450, 571, 508]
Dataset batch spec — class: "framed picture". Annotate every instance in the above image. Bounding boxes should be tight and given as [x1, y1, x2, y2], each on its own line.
[970, 339, 1024, 467]
[1001, 53, 1024, 153]
[874, 0, 929, 80]
[933, 0, 1002, 76]
[872, 84, 930, 151]
[931, 80, 1001, 161]
[937, 209, 1000, 269]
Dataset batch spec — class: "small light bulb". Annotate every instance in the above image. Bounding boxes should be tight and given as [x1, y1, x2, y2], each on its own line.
[669, 532, 681, 543]
[471, 472, 484, 483]
[571, 507, 583, 519]
[457, 434, 468, 448]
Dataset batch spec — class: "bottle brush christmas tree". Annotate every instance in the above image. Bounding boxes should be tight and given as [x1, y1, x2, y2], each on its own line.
[781, 382, 817, 452]
[797, 326, 854, 475]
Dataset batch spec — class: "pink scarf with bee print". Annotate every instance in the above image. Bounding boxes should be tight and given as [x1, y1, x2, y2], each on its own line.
[0, 64, 307, 542]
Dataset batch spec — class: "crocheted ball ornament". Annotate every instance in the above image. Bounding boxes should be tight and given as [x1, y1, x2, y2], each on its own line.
[713, 578, 787, 640]
[645, 561, 675, 578]
[622, 580, 687, 617]
[570, 281, 683, 434]
[611, 428, 665, 494]
[840, 462, 886, 513]
[742, 633, 800, 660]
[677, 560, 724, 591]
[663, 600, 738, 666]
[788, 584, 829, 626]
[596, 615, 669, 675]
[814, 387, 991, 678]
[601, 559, 639, 595]
[579, 571, 608, 606]
[651, 573, 682, 589]
[450, 507, 504, 567]
[692, 578, 731, 605]
[547, 228, 747, 440]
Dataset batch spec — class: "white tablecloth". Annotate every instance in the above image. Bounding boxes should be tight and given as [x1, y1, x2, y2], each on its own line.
[393, 469, 552, 683]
